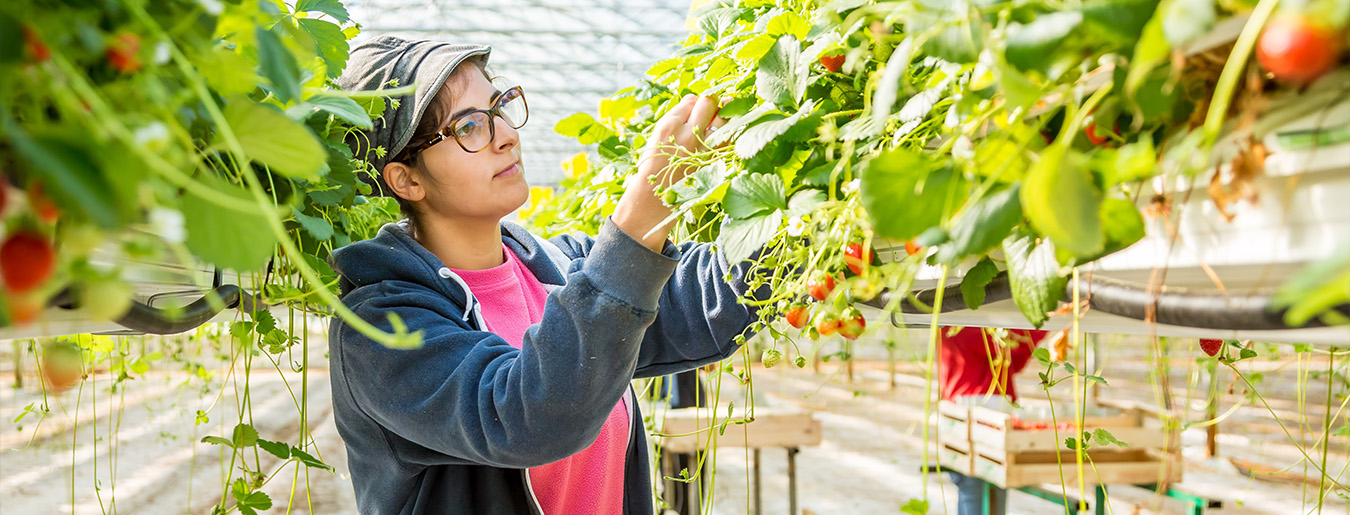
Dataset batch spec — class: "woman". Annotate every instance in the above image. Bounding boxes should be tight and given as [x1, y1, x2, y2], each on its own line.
[327, 36, 760, 515]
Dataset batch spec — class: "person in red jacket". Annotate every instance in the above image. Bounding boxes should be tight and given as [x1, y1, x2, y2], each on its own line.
[938, 326, 1055, 515]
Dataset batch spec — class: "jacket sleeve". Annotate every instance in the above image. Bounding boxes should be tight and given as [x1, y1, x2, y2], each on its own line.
[332, 220, 678, 468]
[549, 235, 771, 379]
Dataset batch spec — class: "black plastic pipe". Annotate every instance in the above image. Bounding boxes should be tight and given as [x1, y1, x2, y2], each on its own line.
[52, 285, 264, 335]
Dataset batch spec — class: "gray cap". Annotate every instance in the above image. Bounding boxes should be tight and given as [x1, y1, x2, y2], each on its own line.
[335, 36, 491, 194]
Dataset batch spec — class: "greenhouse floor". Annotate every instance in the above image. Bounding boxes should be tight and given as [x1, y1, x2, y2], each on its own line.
[0, 334, 1344, 514]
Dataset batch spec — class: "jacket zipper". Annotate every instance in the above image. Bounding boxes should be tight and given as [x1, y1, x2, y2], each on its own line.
[523, 469, 546, 515]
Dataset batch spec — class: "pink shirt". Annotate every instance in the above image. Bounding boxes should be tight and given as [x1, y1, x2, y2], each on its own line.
[451, 245, 630, 515]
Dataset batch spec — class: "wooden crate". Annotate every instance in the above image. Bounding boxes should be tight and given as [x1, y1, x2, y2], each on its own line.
[936, 401, 1183, 489]
[654, 405, 821, 453]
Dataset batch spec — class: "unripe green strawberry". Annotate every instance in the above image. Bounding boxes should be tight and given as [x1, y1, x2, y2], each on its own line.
[762, 349, 782, 368]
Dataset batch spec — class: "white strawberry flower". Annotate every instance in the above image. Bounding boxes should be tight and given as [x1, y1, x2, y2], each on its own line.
[787, 216, 806, 237]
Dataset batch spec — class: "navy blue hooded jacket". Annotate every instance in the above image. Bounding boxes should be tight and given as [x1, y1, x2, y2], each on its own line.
[327, 218, 765, 514]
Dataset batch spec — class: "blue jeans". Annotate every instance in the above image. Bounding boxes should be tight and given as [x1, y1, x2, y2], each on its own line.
[947, 471, 1006, 515]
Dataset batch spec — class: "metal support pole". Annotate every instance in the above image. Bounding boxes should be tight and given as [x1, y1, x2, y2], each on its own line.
[753, 449, 762, 515]
[787, 447, 799, 515]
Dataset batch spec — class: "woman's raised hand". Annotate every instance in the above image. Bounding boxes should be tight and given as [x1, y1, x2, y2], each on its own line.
[611, 94, 726, 252]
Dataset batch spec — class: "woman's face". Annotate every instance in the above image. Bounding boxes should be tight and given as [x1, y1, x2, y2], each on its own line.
[413, 70, 529, 223]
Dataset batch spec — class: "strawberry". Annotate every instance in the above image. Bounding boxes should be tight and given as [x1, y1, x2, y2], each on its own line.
[806, 274, 837, 301]
[843, 242, 871, 275]
[106, 32, 142, 73]
[41, 340, 84, 392]
[838, 313, 866, 340]
[1199, 338, 1224, 357]
[762, 349, 782, 368]
[27, 182, 60, 223]
[783, 305, 809, 329]
[5, 292, 42, 325]
[904, 240, 922, 256]
[816, 316, 840, 336]
[23, 26, 49, 63]
[1257, 16, 1345, 86]
[1, 231, 55, 293]
[819, 54, 845, 73]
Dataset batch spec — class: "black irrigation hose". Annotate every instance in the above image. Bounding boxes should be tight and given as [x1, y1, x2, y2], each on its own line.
[53, 285, 264, 335]
[860, 273, 1350, 331]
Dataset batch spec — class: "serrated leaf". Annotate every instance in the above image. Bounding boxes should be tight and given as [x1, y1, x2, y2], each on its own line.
[756, 36, 809, 108]
[735, 34, 777, 62]
[1006, 12, 1083, 72]
[1092, 428, 1128, 447]
[257, 438, 291, 460]
[960, 258, 1000, 310]
[734, 99, 815, 159]
[201, 435, 235, 447]
[297, 18, 348, 78]
[291, 447, 335, 471]
[296, 95, 371, 129]
[295, 0, 351, 22]
[786, 189, 824, 217]
[861, 149, 968, 241]
[938, 184, 1022, 264]
[252, 308, 277, 334]
[724, 173, 787, 219]
[1022, 146, 1104, 257]
[293, 208, 335, 241]
[183, 177, 278, 272]
[1033, 347, 1052, 366]
[224, 100, 326, 180]
[707, 102, 778, 147]
[256, 25, 301, 103]
[699, 7, 741, 38]
[718, 211, 783, 265]
[1004, 231, 1068, 328]
[232, 423, 259, 448]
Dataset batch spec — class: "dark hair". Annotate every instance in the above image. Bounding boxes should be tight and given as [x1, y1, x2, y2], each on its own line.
[387, 58, 494, 232]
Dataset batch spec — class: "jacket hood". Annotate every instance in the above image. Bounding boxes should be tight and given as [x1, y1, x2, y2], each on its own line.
[329, 220, 569, 308]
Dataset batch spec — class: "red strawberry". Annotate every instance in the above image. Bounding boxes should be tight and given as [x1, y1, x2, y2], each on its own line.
[1, 231, 56, 293]
[1199, 338, 1224, 357]
[838, 313, 866, 340]
[819, 54, 845, 73]
[41, 340, 83, 392]
[843, 242, 871, 275]
[784, 305, 808, 329]
[27, 182, 60, 223]
[1257, 16, 1344, 86]
[807, 274, 837, 301]
[904, 240, 922, 256]
[106, 32, 142, 73]
[23, 26, 49, 63]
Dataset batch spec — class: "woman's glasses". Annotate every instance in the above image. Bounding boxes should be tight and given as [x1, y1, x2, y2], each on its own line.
[409, 86, 528, 155]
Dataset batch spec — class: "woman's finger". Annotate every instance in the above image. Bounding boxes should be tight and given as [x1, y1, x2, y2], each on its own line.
[688, 95, 720, 137]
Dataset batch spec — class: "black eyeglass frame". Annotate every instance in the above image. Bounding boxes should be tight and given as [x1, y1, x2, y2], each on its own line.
[405, 85, 528, 155]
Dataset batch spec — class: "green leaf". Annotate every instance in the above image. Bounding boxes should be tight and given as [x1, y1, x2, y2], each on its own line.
[1125, 10, 1170, 103]
[1004, 231, 1068, 328]
[201, 436, 235, 447]
[786, 189, 825, 217]
[1033, 347, 1053, 367]
[294, 94, 371, 129]
[297, 19, 349, 78]
[861, 149, 968, 241]
[225, 99, 326, 180]
[252, 308, 277, 334]
[735, 34, 777, 62]
[5, 130, 122, 228]
[1005, 12, 1083, 72]
[995, 56, 1041, 114]
[1274, 250, 1350, 327]
[960, 258, 1000, 310]
[257, 438, 291, 460]
[972, 138, 1030, 182]
[232, 423, 259, 448]
[295, 0, 351, 22]
[291, 447, 335, 471]
[292, 208, 334, 241]
[698, 7, 741, 38]
[756, 36, 809, 108]
[1022, 146, 1104, 257]
[1098, 197, 1146, 256]
[707, 102, 778, 147]
[900, 499, 929, 515]
[1161, 0, 1216, 47]
[1238, 348, 1259, 361]
[256, 25, 301, 103]
[1078, 0, 1157, 44]
[717, 211, 783, 265]
[231, 479, 273, 515]
[938, 184, 1022, 264]
[724, 173, 787, 219]
[735, 99, 815, 159]
[200, 46, 259, 97]
[765, 10, 809, 39]
[183, 178, 279, 272]
[1110, 136, 1157, 185]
